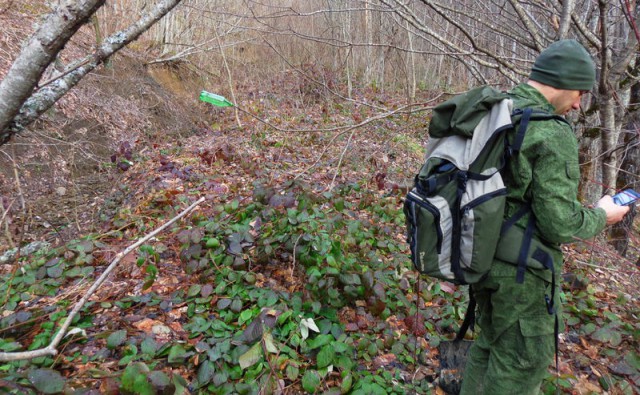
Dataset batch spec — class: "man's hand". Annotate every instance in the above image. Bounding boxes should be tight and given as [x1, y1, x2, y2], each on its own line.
[596, 195, 631, 225]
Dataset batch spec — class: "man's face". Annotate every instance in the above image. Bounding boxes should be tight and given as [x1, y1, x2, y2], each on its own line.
[552, 89, 586, 115]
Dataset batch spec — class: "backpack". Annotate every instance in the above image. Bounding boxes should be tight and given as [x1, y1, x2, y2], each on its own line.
[403, 86, 565, 285]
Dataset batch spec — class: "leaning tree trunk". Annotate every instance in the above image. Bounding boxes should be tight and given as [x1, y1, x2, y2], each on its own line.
[0, 0, 183, 147]
[0, 0, 106, 145]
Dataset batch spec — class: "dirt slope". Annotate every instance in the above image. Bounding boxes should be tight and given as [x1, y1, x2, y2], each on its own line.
[0, 2, 206, 249]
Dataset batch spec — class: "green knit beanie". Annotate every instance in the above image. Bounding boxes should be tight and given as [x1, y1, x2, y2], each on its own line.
[529, 39, 595, 91]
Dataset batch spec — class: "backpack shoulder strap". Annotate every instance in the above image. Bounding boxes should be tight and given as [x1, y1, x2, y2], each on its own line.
[455, 290, 476, 341]
[510, 108, 569, 154]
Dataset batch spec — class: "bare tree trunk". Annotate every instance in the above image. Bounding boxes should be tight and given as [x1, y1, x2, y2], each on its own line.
[406, 19, 416, 101]
[597, 0, 619, 194]
[600, 98, 619, 194]
[557, 0, 575, 39]
[342, 10, 353, 98]
[0, 0, 184, 146]
[364, 0, 372, 82]
[91, 14, 112, 69]
[611, 74, 640, 255]
[0, 0, 106, 145]
[215, 25, 242, 128]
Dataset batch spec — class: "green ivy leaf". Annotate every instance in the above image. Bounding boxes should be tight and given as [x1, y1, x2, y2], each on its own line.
[286, 364, 299, 381]
[277, 310, 293, 325]
[197, 360, 215, 386]
[167, 344, 190, 364]
[213, 371, 229, 387]
[177, 230, 191, 244]
[118, 354, 137, 366]
[581, 322, 596, 335]
[238, 309, 253, 325]
[565, 315, 580, 326]
[121, 362, 153, 395]
[0, 341, 22, 352]
[592, 326, 622, 346]
[603, 310, 620, 323]
[149, 371, 173, 394]
[141, 337, 158, 356]
[231, 298, 244, 313]
[235, 382, 257, 394]
[332, 341, 349, 354]
[301, 370, 321, 393]
[46, 265, 64, 278]
[201, 284, 214, 297]
[172, 373, 189, 395]
[190, 229, 204, 244]
[307, 334, 333, 350]
[625, 351, 640, 370]
[317, 345, 335, 368]
[217, 298, 232, 310]
[341, 372, 353, 393]
[239, 342, 263, 369]
[188, 284, 202, 297]
[28, 368, 65, 394]
[106, 330, 127, 350]
[326, 255, 337, 267]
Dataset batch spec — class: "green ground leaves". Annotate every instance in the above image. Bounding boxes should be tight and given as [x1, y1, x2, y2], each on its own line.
[2, 174, 638, 394]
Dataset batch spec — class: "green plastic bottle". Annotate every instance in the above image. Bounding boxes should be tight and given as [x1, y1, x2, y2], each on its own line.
[199, 91, 234, 107]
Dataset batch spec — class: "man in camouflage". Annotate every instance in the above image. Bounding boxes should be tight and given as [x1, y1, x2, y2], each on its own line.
[459, 40, 630, 394]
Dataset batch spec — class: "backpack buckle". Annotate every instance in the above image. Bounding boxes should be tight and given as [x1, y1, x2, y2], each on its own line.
[457, 171, 468, 190]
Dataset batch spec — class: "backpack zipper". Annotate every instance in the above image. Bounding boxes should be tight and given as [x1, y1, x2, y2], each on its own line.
[461, 188, 507, 231]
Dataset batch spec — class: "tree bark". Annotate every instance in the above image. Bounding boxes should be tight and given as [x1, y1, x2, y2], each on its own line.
[557, 0, 575, 39]
[0, 0, 106, 145]
[597, 0, 619, 194]
[0, 0, 184, 146]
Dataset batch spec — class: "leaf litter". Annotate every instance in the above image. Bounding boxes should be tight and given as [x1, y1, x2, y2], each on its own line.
[0, 17, 639, 395]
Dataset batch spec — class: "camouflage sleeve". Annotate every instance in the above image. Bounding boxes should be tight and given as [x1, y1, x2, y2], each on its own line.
[529, 121, 607, 244]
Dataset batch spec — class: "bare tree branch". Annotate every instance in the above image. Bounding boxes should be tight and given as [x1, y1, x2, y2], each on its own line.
[381, 0, 525, 83]
[507, 0, 544, 50]
[571, 7, 601, 49]
[558, 0, 575, 39]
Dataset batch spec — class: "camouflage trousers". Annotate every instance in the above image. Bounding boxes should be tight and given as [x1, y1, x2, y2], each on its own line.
[459, 260, 559, 395]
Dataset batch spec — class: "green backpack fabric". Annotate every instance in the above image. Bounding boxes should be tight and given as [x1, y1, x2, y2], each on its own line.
[403, 86, 564, 285]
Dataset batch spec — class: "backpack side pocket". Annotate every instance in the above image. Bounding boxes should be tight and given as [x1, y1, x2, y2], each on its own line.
[404, 189, 453, 280]
[459, 188, 506, 282]
[495, 224, 557, 271]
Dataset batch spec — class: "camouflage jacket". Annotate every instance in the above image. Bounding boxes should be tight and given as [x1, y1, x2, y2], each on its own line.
[503, 84, 607, 268]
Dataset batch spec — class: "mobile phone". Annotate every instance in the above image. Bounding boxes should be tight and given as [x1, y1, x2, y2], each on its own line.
[612, 189, 640, 206]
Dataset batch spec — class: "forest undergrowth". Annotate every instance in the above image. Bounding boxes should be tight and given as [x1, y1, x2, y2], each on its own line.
[1, 76, 639, 394]
[0, 3, 639, 392]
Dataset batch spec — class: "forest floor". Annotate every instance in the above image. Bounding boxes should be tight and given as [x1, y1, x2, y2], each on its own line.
[1, 2, 639, 395]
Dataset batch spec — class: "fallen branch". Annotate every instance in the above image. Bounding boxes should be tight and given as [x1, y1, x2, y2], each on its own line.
[235, 100, 438, 134]
[0, 197, 205, 362]
[329, 129, 356, 191]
